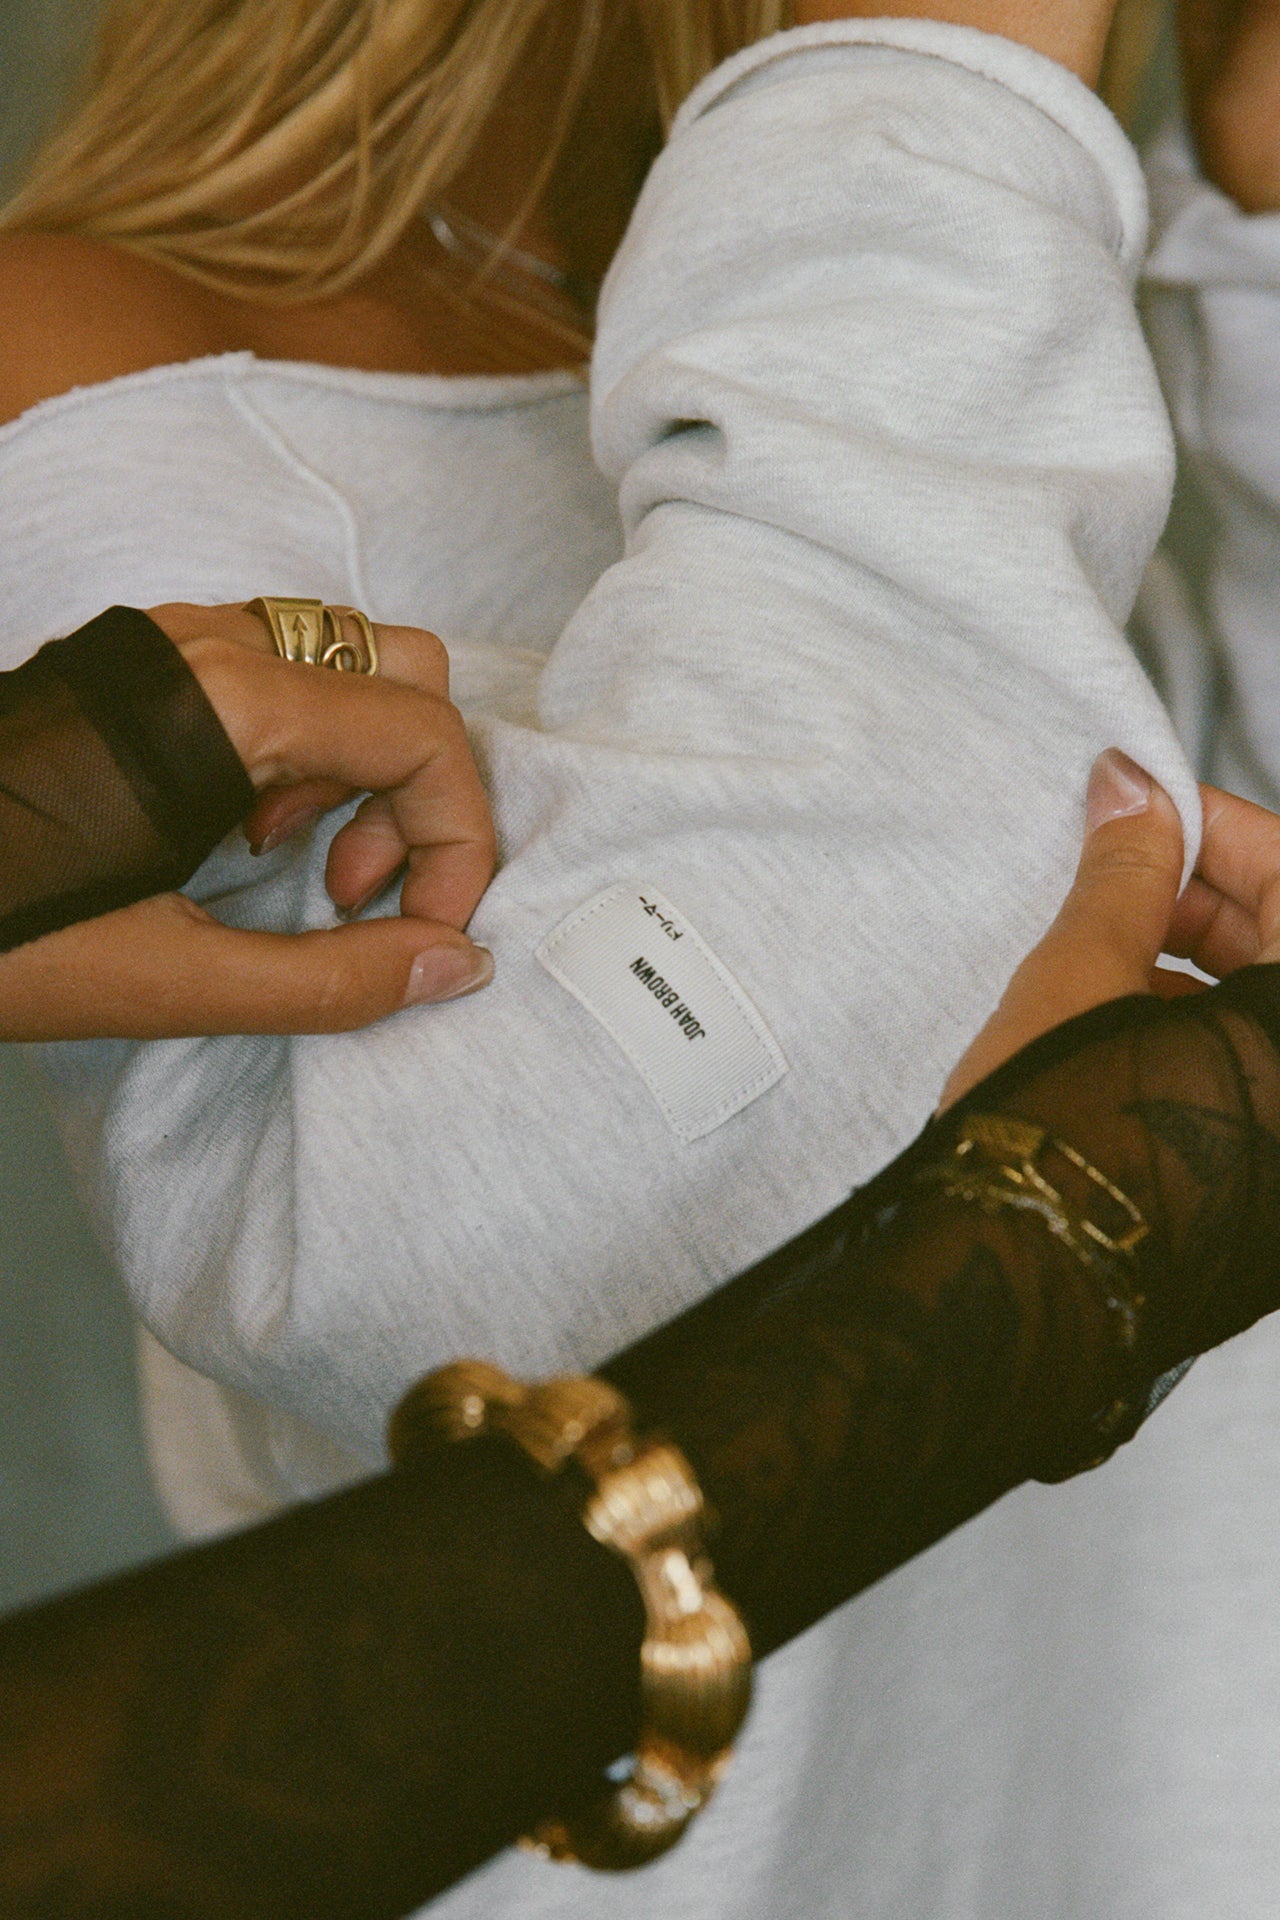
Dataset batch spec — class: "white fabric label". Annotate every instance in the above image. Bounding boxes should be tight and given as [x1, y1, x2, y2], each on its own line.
[536, 886, 788, 1143]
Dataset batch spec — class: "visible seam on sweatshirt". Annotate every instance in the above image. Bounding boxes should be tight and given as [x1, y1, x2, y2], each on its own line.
[224, 374, 371, 609]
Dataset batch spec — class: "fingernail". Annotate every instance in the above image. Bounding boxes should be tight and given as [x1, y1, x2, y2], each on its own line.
[404, 944, 494, 1007]
[250, 807, 322, 856]
[1086, 748, 1151, 834]
[336, 885, 381, 925]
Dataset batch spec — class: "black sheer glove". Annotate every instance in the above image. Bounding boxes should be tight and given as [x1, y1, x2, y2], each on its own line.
[607, 966, 1280, 1656]
[0, 607, 253, 952]
[5, 970, 1280, 1917]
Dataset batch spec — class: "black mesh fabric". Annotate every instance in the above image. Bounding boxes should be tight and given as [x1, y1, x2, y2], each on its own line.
[0, 607, 254, 952]
[607, 968, 1280, 1656]
[4, 973, 1280, 1915]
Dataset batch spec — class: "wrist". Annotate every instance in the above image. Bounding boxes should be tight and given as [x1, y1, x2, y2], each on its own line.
[789, 2, 1116, 84]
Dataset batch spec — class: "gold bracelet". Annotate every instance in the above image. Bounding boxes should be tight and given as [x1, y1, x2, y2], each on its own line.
[389, 1360, 753, 1871]
[913, 1111, 1151, 1471]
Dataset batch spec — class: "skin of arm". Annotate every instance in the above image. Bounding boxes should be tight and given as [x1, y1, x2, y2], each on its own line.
[1179, 0, 1280, 210]
[791, 0, 1118, 82]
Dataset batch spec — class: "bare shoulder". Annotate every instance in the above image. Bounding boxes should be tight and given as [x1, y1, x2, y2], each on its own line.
[0, 232, 238, 426]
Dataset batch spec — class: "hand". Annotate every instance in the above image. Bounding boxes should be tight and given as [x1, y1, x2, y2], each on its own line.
[1180, 0, 1280, 210]
[940, 749, 1280, 1107]
[151, 602, 495, 929]
[0, 604, 498, 1040]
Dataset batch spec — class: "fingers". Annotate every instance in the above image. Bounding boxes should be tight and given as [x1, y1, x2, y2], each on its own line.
[939, 750, 1185, 1108]
[244, 779, 351, 855]
[182, 639, 496, 929]
[148, 607, 491, 923]
[931, 758, 1280, 1117]
[1034, 750, 1186, 1000]
[324, 792, 405, 915]
[316, 694, 495, 928]
[153, 604, 458, 856]
[1164, 783, 1280, 971]
[0, 895, 495, 1041]
[150, 603, 453, 694]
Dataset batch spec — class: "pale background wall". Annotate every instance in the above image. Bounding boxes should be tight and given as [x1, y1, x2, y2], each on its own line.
[0, 0, 174, 1615]
[0, 0, 98, 194]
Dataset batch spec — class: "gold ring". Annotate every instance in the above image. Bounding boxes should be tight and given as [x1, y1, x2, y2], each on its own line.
[246, 597, 379, 675]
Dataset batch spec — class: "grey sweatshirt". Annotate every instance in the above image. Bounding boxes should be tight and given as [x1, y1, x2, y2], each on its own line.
[0, 22, 1219, 1920]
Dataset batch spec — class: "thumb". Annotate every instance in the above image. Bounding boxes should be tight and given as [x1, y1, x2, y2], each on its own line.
[939, 750, 1185, 1109]
[173, 918, 497, 1035]
[1038, 748, 1186, 1000]
[0, 895, 495, 1040]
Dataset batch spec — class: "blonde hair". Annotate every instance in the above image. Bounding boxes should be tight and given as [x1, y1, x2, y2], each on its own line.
[2, 0, 788, 303]
[2, 0, 1164, 305]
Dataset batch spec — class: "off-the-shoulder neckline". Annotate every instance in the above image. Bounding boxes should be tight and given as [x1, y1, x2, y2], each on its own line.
[0, 349, 587, 446]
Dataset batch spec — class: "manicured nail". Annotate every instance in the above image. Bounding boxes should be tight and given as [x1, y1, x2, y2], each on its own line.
[1086, 748, 1151, 833]
[404, 945, 494, 1006]
[250, 806, 322, 856]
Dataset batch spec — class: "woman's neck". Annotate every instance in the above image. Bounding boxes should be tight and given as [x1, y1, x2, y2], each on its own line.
[214, 8, 658, 379]
[219, 226, 593, 380]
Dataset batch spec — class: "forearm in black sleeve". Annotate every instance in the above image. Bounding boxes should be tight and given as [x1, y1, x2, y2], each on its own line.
[0, 606, 253, 951]
[4, 970, 1280, 1916]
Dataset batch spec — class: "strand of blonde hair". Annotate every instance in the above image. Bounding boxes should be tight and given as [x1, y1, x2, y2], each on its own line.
[1, 0, 1161, 305]
[2, 0, 788, 303]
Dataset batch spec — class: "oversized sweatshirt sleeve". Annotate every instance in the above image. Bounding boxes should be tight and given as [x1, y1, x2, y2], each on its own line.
[29, 24, 1199, 1484]
[1139, 122, 1280, 803]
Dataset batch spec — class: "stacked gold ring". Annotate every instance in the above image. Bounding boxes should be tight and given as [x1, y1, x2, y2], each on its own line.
[389, 1359, 753, 1871]
[246, 596, 379, 675]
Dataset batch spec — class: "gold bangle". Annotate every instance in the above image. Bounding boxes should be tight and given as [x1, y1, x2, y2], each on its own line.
[389, 1359, 753, 1871]
[245, 596, 379, 674]
[913, 1111, 1151, 1471]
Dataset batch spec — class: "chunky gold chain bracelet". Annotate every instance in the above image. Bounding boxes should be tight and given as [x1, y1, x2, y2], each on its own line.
[913, 1110, 1152, 1472]
[388, 1360, 753, 1871]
